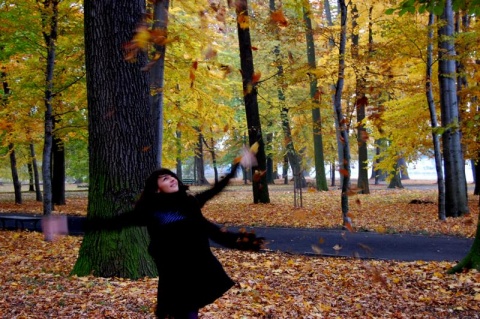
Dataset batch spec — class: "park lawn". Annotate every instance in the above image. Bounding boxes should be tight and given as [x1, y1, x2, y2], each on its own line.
[0, 182, 479, 318]
[0, 181, 478, 237]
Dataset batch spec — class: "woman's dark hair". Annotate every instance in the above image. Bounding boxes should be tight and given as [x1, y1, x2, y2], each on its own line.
[142, 168, 189, 195]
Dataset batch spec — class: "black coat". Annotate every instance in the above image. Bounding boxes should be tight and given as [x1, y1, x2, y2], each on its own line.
[86, 171, 245, 316]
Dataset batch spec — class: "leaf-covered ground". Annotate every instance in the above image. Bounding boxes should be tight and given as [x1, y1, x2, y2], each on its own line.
[0, 181, 479, 318]
[1, 231, 479, 318]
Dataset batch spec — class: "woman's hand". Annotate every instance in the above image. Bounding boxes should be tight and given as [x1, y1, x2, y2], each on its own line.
[236, 228, 265, 251]
[236, 142, 259, 169]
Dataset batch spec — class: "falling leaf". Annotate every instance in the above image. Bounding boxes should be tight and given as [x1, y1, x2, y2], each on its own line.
[253, 170, 266, 182]
[237, 14, 249, 29]
[252, 72, 261, 84]
[288, 51, 294, 64]
[339, 168, 349, 177]
[311, 244, 323, 254]
[204, 46, 217, 60]
[133, 26, 151, 50]
[271, 9, 288, 27]
[332, 244, 342, 251]
[344, 222, 354, 232]
[250, 142, 259, 154]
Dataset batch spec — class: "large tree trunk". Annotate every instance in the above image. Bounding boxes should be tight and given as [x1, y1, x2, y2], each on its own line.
[304, 5, 328, 191]
[334, 0, 351, 227]
[437, 0, 469, 217]
[72, 0, 157, 279]
[235, 0, 270, 203]
[426, 13, 446, 220]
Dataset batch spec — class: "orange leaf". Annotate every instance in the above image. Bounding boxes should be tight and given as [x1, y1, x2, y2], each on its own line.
[271, 9, 288, 27]
[339, 168, 349, 177]
[192, 60, 198, 70]
[253, 170, 266, 182]
[237, 14, 249, 29]
[344, 222, 354, 232]
[150, 29, 168, 46]
[252, 72, 261, 84]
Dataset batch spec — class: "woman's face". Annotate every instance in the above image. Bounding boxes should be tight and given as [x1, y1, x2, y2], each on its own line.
[157, 174, 179, 193]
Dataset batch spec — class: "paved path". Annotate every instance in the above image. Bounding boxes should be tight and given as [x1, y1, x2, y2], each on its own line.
[236, 226, 474, 262]
[0, 214, 474, 262]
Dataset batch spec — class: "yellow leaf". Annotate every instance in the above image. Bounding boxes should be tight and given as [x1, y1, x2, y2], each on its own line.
[250, 141, 259, 154]
[237, 14, 249, 29]
[133, 26, 151, 50]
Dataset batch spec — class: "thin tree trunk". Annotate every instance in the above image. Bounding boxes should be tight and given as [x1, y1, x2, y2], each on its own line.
[474, 158, 479, 195]
[438, 0, 469, 217]
[175, 130, 183, 179]
[195, 128, 209, 185]
[426, 13, 446, 220]
[235, 0, 270, 203]
[351, 4, 369, 194]
[2, 71, 22, 204]
[304, 5, 328, 191]
[52, 133, 66, 205]
[40, 0, 59, 216]
[270, 0, 302, 189]
[28, 163, 35, 192]
[203, 136, 218, 183]
[387, 161, 404, 189]
[9, 144, 22, 204]
[334, 0, 351, 227]
[266, 131, 275, 184]
[30, 143, 42, 201]
[150, 0, 169, 168]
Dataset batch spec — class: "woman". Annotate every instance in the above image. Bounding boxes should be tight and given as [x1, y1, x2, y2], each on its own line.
[84, 160, 264, 318]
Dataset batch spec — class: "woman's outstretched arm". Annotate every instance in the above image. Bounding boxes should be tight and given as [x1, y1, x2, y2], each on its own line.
[194, 162, 240, 208]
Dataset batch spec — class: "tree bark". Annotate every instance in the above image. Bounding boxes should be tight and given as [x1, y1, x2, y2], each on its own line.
[2, 72, 22, 204]
[304, 5, 328, 191]
[270, 0, 302, 189]
[40, 0, 59, 216]
[72, 0, 157, 279]
[334, 0, 351, 227]
[52, 133, 66, 205]
[235, 0, 270, 203]
[150, 0, 169, 168]
[195, 128, 209, 185]
[351, 3, 370, 194]
[426, 13, 446, 220]
[9, 144, 22, 204]
[30, 143, 43, 201]
[437, 0, 469, 217]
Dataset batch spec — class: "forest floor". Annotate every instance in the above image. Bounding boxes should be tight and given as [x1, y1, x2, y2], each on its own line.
[0, 180, 479, 318]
